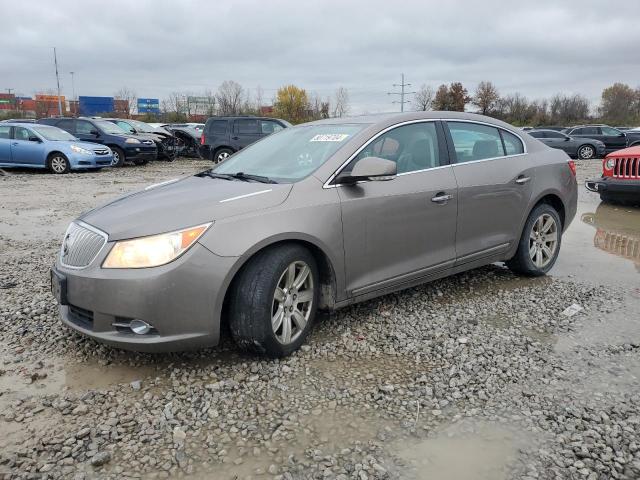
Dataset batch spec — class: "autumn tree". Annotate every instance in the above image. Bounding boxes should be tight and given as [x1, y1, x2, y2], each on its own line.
[599, 83, 639, 125]
[413, 84, 434, 111]
[216, 80, 244, 115]
[333, 87, 349, 118]
[432, 83, 470, 111]
[432, 84, 450, 110]
[473, 81, 500, 115]
[274, 85, 310, 124]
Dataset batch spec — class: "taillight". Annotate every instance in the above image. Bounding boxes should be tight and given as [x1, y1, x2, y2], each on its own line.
[200, 133, 205, 145]
[567, 160, 576, 176]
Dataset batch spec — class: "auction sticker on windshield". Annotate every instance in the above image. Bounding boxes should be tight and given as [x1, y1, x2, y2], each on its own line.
[310, 134, 350, 142]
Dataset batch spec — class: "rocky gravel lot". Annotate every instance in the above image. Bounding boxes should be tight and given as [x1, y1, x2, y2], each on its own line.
[1, 159, 639, 479]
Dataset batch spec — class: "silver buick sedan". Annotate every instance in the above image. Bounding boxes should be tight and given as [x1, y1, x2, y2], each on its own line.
[51, 112, 577, 357]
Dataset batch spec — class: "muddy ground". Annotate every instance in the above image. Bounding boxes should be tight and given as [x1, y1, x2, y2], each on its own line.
[0, 159, 639, 479]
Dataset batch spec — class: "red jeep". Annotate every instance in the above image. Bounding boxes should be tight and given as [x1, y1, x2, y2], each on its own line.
[586, 146, 640, 205]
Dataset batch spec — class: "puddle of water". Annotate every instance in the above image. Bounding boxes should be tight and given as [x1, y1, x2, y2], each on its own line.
[393, 420, 532, 480]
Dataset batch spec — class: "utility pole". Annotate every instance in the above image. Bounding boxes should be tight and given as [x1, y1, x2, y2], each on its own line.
[387, 73, 416, 112]
[6, 88, 13, 95]
[69, 71, 76, 116]
[53, 47, 63, 116]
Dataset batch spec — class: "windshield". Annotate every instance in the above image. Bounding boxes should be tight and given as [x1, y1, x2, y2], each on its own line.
[31, 126, 76, 141]
[213, 124, 367, 182]
[95, 120, 129, 135]
[128, 120, 155, 133]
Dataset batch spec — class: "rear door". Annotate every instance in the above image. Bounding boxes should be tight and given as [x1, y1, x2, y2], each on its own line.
[232, 119, 261, 150]
[0, 125, 11, 162]
[10, 126, 45, 165]
[206, 119, 229, 149]
[444, 121, 533, 265]
[337, 121, 458, 294]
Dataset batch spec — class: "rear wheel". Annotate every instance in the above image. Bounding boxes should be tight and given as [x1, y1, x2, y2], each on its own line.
[111, 146, 125, 167]
[506, 203, 562, 276]
[47, 153, 70, 174]
[228, 244, 319, 357]
[213, 147, 233, 164]
[577, 144, 595, 160]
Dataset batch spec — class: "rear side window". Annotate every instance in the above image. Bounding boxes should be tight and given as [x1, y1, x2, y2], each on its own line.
[529, 131, 545, 138]
[501, 130, 524, 155]
[209, 120, 227, 135]
[447, 122, 504, 163]
[234, 119, 259, 135]
[0, 126, 10, 139]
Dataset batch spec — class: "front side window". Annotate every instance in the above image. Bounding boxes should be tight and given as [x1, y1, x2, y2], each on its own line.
[501, 130, 525, 155]
[577, 127, 599, 135]
[76, 121, 95, 135]
[448, 122, 504, 162]
[261, 120, 284, 134]
[213, 124, 366, 182]
[601, 127, 622, 136]
[234, 119, 259, 135]
[14, 126, 32, 141]
[116, 121, 136, 133]
[345, 122, 441, 175]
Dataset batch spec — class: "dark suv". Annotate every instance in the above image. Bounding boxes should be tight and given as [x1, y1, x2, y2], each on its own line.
[564, 125, 640, 154]
[38, 117, 157, 166]
[200, 116, 291, 163]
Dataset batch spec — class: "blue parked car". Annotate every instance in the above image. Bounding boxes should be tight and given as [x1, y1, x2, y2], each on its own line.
[0, 123, 114, 174]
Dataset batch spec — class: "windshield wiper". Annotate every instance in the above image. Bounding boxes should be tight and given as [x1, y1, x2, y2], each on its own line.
[228, 172, 278, 184]
[196, 171, 235, 181]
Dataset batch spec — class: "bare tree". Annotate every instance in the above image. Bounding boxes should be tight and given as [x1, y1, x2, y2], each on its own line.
[114, 87, 137, 117]
[332, 87, 349, 118]
[216, 81, 244, 115]
[202, 89, 217, 116]
[472, 81, 500, 115]
[413, 84, 434, 111]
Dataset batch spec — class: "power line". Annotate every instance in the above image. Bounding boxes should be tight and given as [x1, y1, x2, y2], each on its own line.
[387, 73, 416, 112]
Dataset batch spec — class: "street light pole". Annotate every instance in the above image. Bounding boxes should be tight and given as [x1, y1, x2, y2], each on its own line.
[53, 47, 63, 116]
[69, 71, 76, 116]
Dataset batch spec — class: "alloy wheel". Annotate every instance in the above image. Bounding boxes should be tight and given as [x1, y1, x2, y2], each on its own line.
[216, 151, 230, 163]
[529, 213, 558, 268]
[271, 261, 314, 345]
[50, 156, 67, 173]
[579, 145, 594, 160]
[111, 151, 120, 166]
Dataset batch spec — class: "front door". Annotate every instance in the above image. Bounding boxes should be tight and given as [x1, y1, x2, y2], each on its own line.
[445, 121, 534, 264]
[600, 126, 628, 151]
[10, 126, 44, 165]
[74, 120, 103, 144]
[338, 121, 458, 295]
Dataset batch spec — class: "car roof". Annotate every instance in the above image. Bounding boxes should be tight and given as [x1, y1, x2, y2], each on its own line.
[529, 129, 565, 134]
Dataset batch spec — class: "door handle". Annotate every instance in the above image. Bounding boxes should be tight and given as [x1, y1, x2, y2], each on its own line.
[231, 136, 239, 140]
[431, 192, 453, 204]
[11, 142, 18, 146]
[515, 176, 531, 185]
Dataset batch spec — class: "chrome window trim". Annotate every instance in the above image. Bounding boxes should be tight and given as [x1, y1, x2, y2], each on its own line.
[59, 220, 109, 270]
[323, 118, 528, 189]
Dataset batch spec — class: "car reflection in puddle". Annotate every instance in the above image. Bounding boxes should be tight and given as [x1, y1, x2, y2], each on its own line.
[582, 203, 640, 273]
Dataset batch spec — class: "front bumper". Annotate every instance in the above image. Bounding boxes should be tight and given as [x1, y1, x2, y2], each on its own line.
[585, 177, 640, 197]
[54, 242, 237, 352]
[68, 153, 114, 169]
[124, 146, 157, 161]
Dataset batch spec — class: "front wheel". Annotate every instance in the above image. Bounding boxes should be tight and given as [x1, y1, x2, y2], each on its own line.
[577, 145, 595, 160]
[47, 153, 70, 174]
[213, 148, 233, 164]
[228, 244, 319, 357]
[111, 146, 125, 167]
[506, 204, 562, 276]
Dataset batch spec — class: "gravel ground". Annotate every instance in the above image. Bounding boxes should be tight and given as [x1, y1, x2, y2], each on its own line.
[1, 158, 639, 479]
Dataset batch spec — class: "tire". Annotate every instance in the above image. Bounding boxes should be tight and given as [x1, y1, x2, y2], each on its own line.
[213, 147, 233, 164]
[47, 153, 70, 174]
[133, 158, 148, 166]
[506, 203, 562, 277]
[228, 244, 319, 357]
[577, 144, 595, 160]
[110, 146, 125, 167]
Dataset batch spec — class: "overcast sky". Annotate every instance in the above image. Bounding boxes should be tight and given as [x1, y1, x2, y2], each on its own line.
[2, 0, 639, 114]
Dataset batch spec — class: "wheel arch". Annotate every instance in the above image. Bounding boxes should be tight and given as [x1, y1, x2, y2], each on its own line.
[217, 236, 339, 333]
[46, 150, 69, 170]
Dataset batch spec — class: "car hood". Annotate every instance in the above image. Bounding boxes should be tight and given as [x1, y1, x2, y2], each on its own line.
[79, 176, 293, 241]
[62, 140, 111, 151]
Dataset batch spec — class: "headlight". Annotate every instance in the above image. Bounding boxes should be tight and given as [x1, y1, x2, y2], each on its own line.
[125, 138, 141, 144]
[605, 158, 616, 169]
[102, 223, 211, 269]
[70, 144, 92, 155]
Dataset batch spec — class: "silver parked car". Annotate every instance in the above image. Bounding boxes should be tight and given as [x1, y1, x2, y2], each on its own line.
[51, 112, 578, 357]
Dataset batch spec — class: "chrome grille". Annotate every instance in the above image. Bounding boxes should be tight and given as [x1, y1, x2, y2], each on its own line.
[60, 222, 107, 268]
[613, 157, 640, 179]
[93, 148, 110, 155]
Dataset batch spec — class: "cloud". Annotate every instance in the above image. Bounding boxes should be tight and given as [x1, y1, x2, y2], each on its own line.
[2, 0, 639, 114]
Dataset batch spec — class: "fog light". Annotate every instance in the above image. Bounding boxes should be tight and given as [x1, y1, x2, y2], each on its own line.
[130, 319, 152, 335]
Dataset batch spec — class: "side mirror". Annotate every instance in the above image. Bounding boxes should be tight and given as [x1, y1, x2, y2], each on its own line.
[90, 129, 99, 136]
[619, 133, 626, 137]
[28, 136, 41, 143]
[336, 156, 397, 185]
[564, 136, 570, 141]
